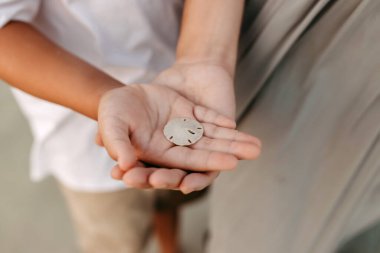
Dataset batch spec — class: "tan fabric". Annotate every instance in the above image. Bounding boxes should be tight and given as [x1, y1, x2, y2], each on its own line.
[59, 185, 154, 253]
[209, 0, 380, 253]
[236, 0, 333, 117]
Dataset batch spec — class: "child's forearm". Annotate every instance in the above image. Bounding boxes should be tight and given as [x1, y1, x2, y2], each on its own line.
[176, 0, 245, 75]
[0, 21, 123, 120]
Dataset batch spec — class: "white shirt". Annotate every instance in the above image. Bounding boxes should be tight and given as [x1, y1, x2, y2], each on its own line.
[0, 0, 182, 191]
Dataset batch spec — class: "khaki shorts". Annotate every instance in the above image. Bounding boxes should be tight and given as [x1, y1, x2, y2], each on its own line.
[59, 183, 207, 253]
[59, 185, 154, 253]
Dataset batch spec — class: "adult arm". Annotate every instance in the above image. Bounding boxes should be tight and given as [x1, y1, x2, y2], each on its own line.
[176, 0, 245, 76]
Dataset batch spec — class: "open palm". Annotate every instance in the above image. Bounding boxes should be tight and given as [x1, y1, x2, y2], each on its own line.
[146, 62, 261, 192]
[98, 84, 260, 192]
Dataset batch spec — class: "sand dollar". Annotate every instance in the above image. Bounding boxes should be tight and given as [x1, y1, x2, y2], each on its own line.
[163, 117, 204, 146]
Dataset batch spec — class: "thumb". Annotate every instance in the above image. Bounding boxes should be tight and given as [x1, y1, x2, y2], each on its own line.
[100, 126, 137, 171]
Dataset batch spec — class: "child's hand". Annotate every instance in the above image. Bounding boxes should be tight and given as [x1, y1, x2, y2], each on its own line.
[97, 84, 260, 193]
[136, 61, 262, 193]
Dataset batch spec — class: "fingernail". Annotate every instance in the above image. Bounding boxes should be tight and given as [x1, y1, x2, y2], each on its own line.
[181, 188, 193, 195]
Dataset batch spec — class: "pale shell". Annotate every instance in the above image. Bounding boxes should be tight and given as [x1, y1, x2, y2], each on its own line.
[163, 117, 204, 146]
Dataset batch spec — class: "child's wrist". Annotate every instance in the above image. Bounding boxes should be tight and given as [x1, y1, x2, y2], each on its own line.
[86, 72, 124, 120]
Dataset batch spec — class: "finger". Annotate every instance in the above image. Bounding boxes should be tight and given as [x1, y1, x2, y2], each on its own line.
[122, 167, 157, 189]
[191, 136, 261, 160]
[111, 165, 125, 180]
[194, 105, 236, 128]
[101, 126, 137, 171]
[149, 168, 187, 189]
[202, 122, 262, 147]
[180, 172, 219, 194]
[95, 130, 104, 146]
[111, 160, 146, 180]
[160, 147, 238, 171]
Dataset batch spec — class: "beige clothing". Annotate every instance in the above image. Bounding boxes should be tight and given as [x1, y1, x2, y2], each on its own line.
[209, 0, 380, 253]
[60, 185, 154, 253]
[59, 184, 206, 253]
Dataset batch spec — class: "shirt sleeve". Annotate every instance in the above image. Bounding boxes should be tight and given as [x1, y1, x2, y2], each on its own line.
[0, 0, 41, 28]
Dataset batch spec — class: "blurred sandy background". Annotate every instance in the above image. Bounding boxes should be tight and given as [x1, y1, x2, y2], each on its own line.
[0, 81, 208, 253]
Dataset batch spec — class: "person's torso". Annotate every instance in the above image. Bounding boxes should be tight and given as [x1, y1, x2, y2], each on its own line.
[14, 0, 183, 136]
[10, 0, 183, 190]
